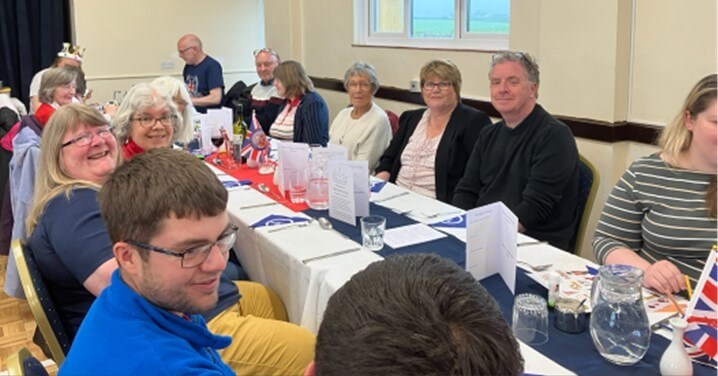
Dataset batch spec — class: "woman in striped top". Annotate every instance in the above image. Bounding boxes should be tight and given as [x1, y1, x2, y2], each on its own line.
[593, 74, 717, 294]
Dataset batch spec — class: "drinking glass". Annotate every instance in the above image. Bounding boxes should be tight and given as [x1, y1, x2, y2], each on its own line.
[512, 293, 549, 345]
[289, 169, 307, 204]
[360, 215, 386, 251]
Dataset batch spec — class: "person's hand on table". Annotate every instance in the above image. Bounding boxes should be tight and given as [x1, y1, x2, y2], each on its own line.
[375, 171, 390, 181]
[643, 260, 685, 294]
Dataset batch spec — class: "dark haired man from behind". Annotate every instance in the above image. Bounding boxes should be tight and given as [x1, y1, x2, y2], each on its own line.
[307, 253, 524, 376]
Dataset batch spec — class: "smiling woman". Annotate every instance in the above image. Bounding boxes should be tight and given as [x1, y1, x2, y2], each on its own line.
[111, 82, 181, 160]
[375, 59, 491, 204]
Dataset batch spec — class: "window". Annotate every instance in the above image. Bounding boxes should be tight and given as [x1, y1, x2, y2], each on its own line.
[355, 0, 510, 50]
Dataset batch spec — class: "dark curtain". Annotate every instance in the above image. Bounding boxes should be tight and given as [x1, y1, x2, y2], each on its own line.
[0, 0, 70, 109]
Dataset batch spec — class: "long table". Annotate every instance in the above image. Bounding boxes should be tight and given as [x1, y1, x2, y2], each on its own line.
[212, 162, 713, 376]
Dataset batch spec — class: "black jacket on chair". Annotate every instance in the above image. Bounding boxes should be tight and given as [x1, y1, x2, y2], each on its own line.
[376, 103, 491, 204]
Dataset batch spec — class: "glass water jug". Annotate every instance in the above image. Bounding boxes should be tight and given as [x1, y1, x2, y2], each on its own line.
[589, 264, 651, 366]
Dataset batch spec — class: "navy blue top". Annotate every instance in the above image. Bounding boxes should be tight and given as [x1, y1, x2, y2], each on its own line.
[184, 55, 225, 113]
[277, 91, 329, 146]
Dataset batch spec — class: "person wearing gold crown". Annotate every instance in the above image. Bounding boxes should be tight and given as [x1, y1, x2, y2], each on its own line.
[28, 42, 84, 114]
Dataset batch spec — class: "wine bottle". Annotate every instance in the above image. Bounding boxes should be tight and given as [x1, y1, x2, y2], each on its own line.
[232, 104, 248, 163]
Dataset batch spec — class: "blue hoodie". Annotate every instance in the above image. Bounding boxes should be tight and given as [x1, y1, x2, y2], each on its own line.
[61, 270, 235, 376]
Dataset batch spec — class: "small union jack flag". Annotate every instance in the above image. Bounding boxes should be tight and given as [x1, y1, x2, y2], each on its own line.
[684, 250, 718, 367]
[241, 111, 270, 164]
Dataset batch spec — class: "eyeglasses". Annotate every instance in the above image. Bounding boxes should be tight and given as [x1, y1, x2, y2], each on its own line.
[125, 225, 238, 268]
[347, 81, 372, 90]
[422, 81, 453, 91]
[131, 114, 176, 128]
[178, 46, 195, 54]
[491, 51, 531, 64]
[253, 48, 278, 58]
[61, 125, 114, 148]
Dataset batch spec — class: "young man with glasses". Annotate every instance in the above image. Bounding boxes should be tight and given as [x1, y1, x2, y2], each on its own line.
[453, 51, 579, 251]
[61, 148, 314, 375]
[177, 34, 224, 113]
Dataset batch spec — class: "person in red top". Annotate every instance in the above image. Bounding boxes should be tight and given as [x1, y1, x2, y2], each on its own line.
[111, 82, 180, 160]
[2, 66, 80, 297]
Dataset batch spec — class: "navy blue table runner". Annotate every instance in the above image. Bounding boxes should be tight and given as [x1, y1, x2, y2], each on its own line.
[303, 204, 712, 375]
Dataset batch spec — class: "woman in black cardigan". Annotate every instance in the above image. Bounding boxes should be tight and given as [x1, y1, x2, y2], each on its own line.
[375, 60, 491, 204]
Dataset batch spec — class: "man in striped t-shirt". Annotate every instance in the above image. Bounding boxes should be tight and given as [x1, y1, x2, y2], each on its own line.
[593, 74, 717, 294]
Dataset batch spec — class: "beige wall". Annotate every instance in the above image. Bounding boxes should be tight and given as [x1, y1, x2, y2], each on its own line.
[67, 1, 715, 261]
[72, 0, 267, 103]
[265, 0, 715, 260]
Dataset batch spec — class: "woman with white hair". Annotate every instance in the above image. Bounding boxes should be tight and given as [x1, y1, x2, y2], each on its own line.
[329, 62, 391, 172]
[151, 76, 195, 144]
[111, 82, 182, 159]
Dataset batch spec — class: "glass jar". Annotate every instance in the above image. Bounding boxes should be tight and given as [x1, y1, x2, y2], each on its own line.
[589, 264, 651, 365]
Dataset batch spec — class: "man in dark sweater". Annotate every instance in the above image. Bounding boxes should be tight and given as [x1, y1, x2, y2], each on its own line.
[453, 52, 579, 251]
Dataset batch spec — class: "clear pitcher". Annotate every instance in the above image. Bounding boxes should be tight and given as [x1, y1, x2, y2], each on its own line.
[589, 264, 651, 366]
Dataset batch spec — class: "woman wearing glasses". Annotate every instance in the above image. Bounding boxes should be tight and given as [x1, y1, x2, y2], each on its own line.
[2, 66, 80, 297]
[375, 60, 491, 204]
[111, 82, 182, 159]
[25, 104, 120, 335]
[25, 109, 315, 375]
[329, 62, 392, 172]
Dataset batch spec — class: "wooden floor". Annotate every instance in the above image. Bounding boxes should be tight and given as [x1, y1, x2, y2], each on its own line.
[0, 255, 57, 375]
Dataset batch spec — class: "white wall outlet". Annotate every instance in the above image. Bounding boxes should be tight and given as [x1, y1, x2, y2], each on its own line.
[409, 79, 421, 93]
[161, 60, 175, 70]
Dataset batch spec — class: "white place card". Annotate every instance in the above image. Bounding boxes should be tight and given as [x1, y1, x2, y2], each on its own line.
[206, 107, 233, 134]
[313, 143, 348, 165]
[195, 114, 212, 154]
[383, 223, 447, 249]
[327, 163, 356, 225]
[466, 201, 518, 293]
[328, 160, 369, 217]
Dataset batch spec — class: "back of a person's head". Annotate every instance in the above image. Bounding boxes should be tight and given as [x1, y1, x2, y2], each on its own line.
[98, 148, 227, 244]
[315, 253, 524, 376]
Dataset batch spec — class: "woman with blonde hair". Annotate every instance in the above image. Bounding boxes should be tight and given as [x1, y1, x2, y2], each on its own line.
[593, 74, 717, 294]
[24, 104, 119, 335]
[269, 60, 329, 145]
[375, 60, 491, 204]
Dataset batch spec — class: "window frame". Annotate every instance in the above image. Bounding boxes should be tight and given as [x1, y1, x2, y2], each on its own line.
[354, 0, 509, 51]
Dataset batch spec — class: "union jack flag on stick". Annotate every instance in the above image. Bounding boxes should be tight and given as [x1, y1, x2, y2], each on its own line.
[683, 250, 718, 367]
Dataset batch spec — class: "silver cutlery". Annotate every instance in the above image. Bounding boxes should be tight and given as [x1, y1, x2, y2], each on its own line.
[302, 247, 363, 264]
[374, 191, 410, 203]
[239, 202, 280, 210]
[517, 261, 553, 272]
[267, 220, 313, 233]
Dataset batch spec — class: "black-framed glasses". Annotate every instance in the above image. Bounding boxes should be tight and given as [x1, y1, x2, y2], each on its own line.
[178, 46, 195, 54]
[125, 224, 238, 268]
[422, 81, 453, 91]
[61, 125, 114, 148]
[253, 48, 278, 58]
[131, 114, 176, 128]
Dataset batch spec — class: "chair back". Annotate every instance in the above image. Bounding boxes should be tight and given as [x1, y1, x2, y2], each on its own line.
[568, 155, 599, 254]
[11, 239, 70, 366]
[5, 347, 49, 376]
[386, 110, 399, 135]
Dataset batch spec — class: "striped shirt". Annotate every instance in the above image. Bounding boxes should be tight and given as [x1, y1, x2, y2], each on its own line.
[592, 153, 717, 282]
[269, 98, 299, 141]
